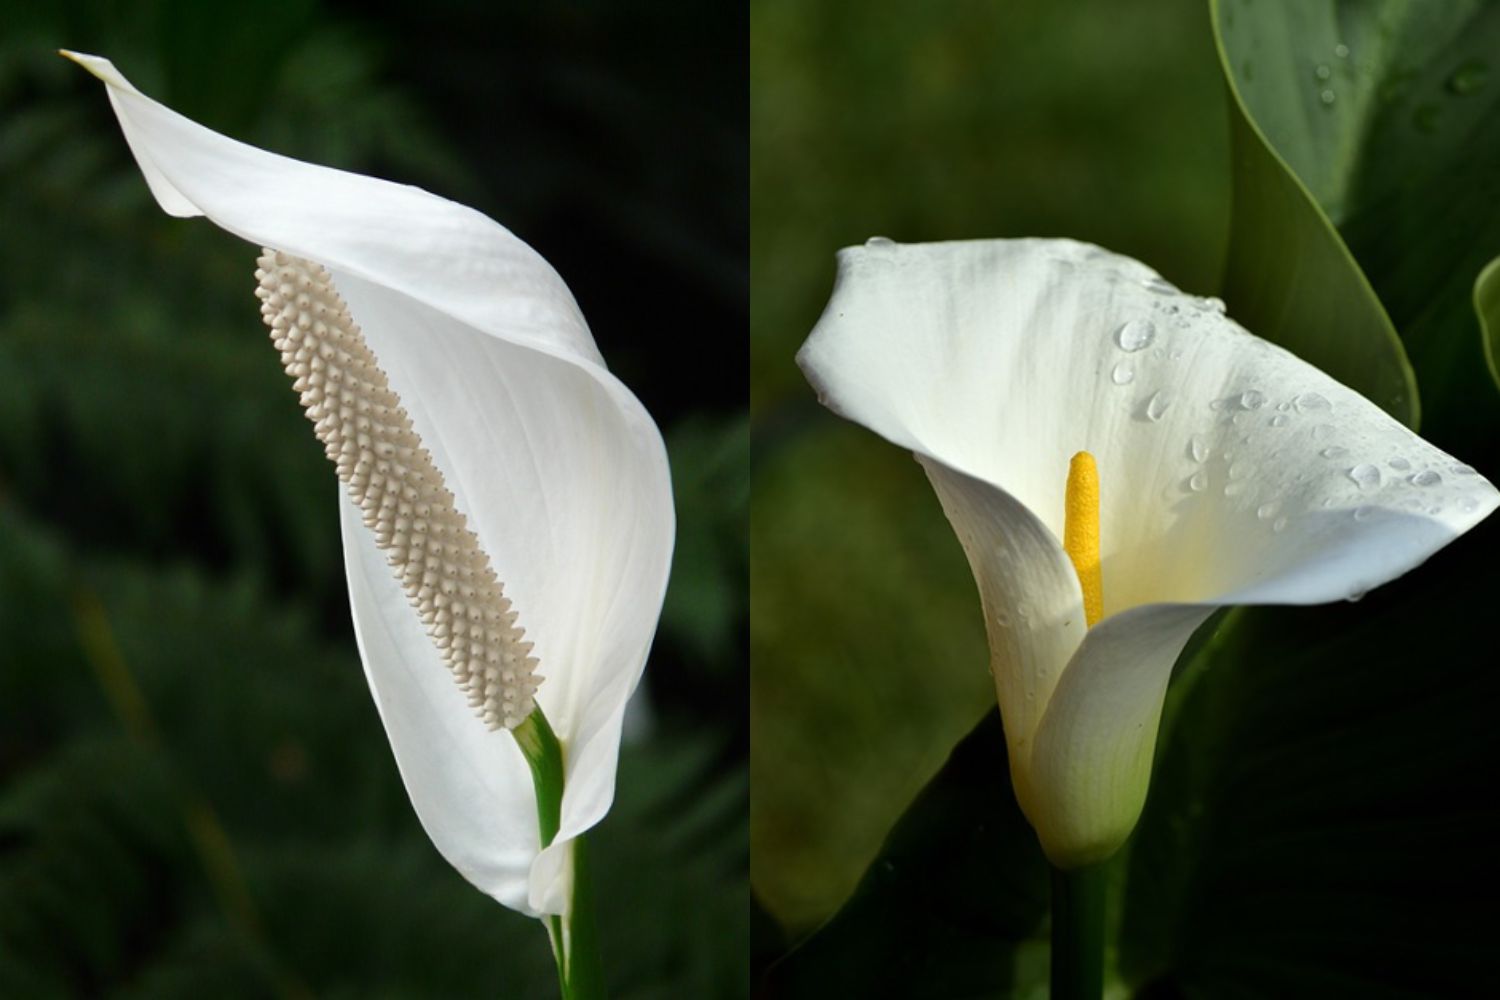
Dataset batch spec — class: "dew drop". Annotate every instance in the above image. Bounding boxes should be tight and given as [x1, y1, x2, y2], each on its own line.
[1116, 319, 1157, 352]
[1409, 470, 1442, 487]
[1111, 361, 1136, 385]
[1239, 389, 1267, 410]
[1270, 414, 1289, 427]
[1347, 463, 1381, 491]
[1353, 505, 1373, 521]
[1334, 43, 1350, 59]
[1346, 587, 1367, 603]
[1314, 63, 1332, 81]
[1256, 501, 1279, 520]
[1320, 88, 1336, 106]
[1320, 446, 1348, 459]
[1294, 393, 1331, 414]
[1228, 459, 1253, 481]
[1188, 470, 1208, 493]
[1189, 434, 1210, 462]
[1142, 277, 1177, 295]
[1224, 480, 1248, 497]
[865, 235, 894, 247]
[1451, 463, 1478, 477]
[1388, 457, 1411, 471]
[1145, 390, 1172, 422]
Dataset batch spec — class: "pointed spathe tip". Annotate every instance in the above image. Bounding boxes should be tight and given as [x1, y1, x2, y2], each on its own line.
[58, 50, 129, 90]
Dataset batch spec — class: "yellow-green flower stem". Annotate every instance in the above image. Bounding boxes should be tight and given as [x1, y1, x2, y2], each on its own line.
[1050, 861, 1106, 1000]
[513, 708, 605, 1000]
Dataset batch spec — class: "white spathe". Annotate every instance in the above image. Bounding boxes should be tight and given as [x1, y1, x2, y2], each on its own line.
[67, 52, 674, 915]
[798, 237, 1498, 867]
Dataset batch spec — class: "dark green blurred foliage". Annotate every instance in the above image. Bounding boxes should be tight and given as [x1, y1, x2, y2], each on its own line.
[754, 0, 1500, 996]
[0, 1, 746, 996]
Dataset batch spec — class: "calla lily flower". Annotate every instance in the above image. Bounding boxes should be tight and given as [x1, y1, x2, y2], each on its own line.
[66, 51, 675, 925]
[797, 237, 1497, 868]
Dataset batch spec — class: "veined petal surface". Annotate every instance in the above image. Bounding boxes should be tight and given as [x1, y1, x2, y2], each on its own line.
[799, 237, 1497, 864]
[70, 52, 675, 915]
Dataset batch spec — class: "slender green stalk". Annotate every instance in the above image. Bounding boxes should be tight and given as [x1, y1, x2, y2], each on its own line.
[1050, 861, 1106, 1000]
[513, 708, 606, 1000]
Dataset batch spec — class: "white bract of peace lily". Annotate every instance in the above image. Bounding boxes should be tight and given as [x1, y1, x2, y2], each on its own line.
[67, 53, 674, 917]
[798, 237, 1498, 869]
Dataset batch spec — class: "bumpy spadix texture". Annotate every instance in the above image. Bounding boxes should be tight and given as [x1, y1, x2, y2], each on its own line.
[256, 250, 540, 730]
[799, 237, 1499, 868]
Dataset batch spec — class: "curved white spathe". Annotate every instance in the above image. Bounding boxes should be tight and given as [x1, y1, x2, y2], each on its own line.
[798, 236, 1497, 866]
[68, 52, 675, 915]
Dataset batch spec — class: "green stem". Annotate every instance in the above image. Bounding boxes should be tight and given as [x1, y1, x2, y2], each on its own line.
[513, 708, 606, 1000]
[1050, 862, 1106, 1000]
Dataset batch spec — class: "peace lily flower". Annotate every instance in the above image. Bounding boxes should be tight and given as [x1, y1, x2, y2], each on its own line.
[65, 52, 673, 989]
[797, 237, 1498, 869]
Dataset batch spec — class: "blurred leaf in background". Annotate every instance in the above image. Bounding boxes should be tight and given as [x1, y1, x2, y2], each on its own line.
[0, 1, 746, 996]
[753, 0, 1500, 995]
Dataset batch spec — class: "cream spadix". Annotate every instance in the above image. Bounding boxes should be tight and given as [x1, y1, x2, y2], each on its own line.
[798, 237, 1498, 867]
[67, 50, 675, 919]
[256, 250, 540, 731]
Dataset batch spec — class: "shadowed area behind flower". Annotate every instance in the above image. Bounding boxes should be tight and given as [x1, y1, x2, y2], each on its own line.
[0, 1, 745, 996]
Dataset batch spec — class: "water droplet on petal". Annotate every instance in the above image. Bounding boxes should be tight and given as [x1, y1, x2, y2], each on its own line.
[1348, 464, 1382, 491]
[1346, 587, 1367, 603]
[1353, 505, 1373, 521]
[1111, 362, 1135, 385]
[1320, 446, 1348, 459]
[1116, 319, 1157, 352]
[1388, 457, 1411, 471]
[1294, 392, 1331, 413]
[1189, 434, 1209, 462]
[1451, 463, 1477, 477]
[1409, 470, 1442, 487]
[1228, 459, 1253, 481]
[865, 235, 894, 247]
[1334, 43, 1350, 59]
[1188, 470, 1208, 492]
[1320, 88, 1336, 106]
[1145, 390, 1172, 422]
[1314, 63, 1332, 81]
[1239, 389, 1266, 410]
[1142, 277, 1177, 295]
[1270, 414, 1289, 427]
[1256, 501, 1279, 520]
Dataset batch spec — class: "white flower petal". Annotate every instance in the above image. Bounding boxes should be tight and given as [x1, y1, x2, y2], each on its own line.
[798, 238, 1498, 615]
[71, 53, 674, 914]
[915, 457, 1086, 807]
[799, 236, 1498, 863]
[1025, 603, 1212, 866]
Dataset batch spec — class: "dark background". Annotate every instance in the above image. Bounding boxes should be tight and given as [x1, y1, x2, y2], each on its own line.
[0, 1, 747, 996]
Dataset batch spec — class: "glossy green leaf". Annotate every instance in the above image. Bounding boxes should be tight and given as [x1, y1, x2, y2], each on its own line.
[1212, 0, 1418, 427]
[1216, 0, 1500, 442]
[1120, 519, 1500, 996]
[1477, 256, 1500, 392]
[761, 713, 1051, 998]
[750, 422, 993, 932]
